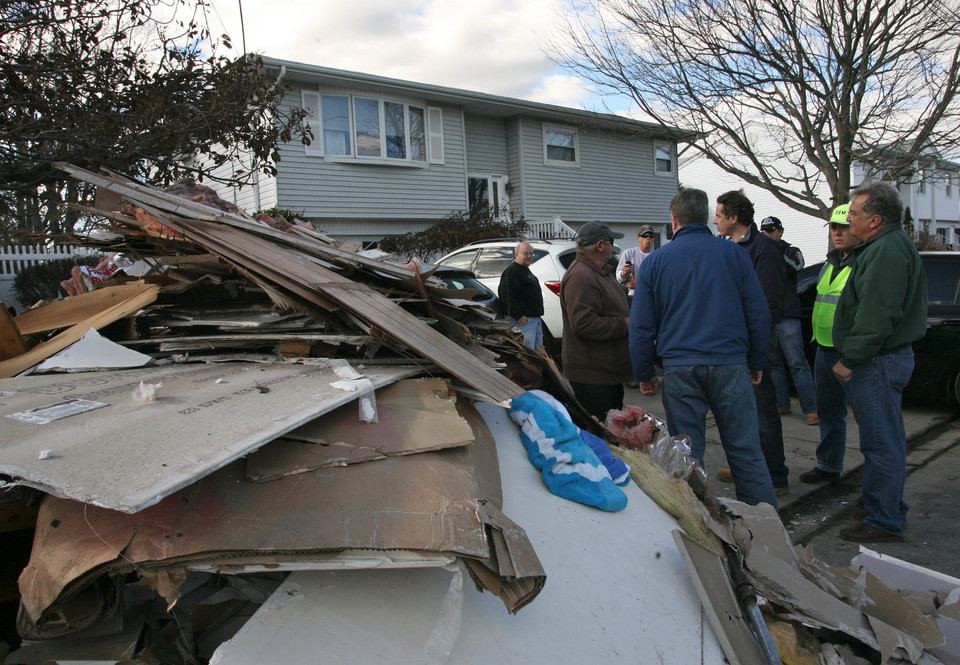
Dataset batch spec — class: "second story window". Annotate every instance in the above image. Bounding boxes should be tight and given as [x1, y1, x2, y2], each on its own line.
[543, 124, 579, 165]
[302, 90, 442, 164]
[654, 143, 675, 174]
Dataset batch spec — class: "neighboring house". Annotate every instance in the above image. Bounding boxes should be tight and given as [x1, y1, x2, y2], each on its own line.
[203, 57, 687, 248]
[856, 154, 960, 248]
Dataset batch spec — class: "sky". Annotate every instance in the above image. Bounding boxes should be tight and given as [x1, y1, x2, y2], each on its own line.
[200, 0, 622, 112]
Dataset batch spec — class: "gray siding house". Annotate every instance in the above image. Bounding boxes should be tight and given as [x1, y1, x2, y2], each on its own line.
[212, 57, 686, 245]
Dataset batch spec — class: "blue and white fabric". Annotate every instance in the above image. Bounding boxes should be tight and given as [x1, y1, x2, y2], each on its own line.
[508, 390, 629, 512]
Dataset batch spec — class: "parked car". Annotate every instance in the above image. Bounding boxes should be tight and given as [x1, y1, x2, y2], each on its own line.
[429, 265, 499, 311]
[438, 238, 621, 355]
[798, 251, 960, 406]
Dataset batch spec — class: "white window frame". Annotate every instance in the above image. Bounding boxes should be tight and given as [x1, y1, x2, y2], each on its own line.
[467, 174, 510, 220]
[543, 123, 579, 167]
[653, 142, 675, 176]
[300, 89, 441, 166]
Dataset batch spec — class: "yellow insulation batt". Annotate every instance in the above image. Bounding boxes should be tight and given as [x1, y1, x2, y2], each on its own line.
[615, 446, 724, 555]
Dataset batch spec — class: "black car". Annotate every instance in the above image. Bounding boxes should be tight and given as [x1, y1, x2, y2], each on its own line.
[797, 251, 960, 406]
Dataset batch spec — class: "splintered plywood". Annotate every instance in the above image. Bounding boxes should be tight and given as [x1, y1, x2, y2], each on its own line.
[0, 283, 159, 378]
[0, 361, 420, 512]
[246, 378, 474, 481]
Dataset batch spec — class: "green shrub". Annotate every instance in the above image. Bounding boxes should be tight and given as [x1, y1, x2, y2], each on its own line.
[379, 209, 528, 261]
[13, 255, 103, 306]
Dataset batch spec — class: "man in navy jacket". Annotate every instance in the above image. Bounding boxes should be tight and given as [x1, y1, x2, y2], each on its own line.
[714, 190, 789, 494]
[630, 188, 777, 508]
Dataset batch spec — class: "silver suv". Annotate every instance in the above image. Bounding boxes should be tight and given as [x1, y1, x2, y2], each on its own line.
[438, 238, 620, 354]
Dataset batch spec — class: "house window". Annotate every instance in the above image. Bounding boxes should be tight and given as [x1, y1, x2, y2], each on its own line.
[321, 96, 351, 155]
[654, 143, 675, 174]
[543, 124, 578, 165]
[301, 90, 441, 164]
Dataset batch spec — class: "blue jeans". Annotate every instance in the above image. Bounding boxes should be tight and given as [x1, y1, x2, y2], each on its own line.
[661, 364, 778, 508]
[754, 363, 789, 487]
[512, 316, 543, 351]
[813, 346, 847, 473]
[842, 348, 914, 535]
[770, 318, 817, 413]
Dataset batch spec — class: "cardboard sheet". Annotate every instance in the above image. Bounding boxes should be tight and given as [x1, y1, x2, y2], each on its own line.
[207, 402, 728, 665]
[0, 361, 420, 512]
[16, 402, 543, 639]
[245, 377, 473, 480]
[716, 500, 944, 663]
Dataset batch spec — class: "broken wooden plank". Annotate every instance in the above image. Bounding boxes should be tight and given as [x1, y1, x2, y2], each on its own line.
[1, 302, 28, 361]
[13, 282, 157, 335]
[0, 284, 160, 378]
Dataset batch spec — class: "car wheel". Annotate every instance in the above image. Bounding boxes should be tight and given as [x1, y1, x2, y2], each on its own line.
[952, 367, 960, 407]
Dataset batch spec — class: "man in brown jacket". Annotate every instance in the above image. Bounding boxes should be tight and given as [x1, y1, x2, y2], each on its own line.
[560, 221, 634, 421]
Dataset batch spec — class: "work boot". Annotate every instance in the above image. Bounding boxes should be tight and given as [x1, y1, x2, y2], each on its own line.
[777, 406, 792, 415]
[806, 413, 820, 426]
[798, 467, 839, 484]
[839, 523, 903, 543]
[717, 468, 733, 482]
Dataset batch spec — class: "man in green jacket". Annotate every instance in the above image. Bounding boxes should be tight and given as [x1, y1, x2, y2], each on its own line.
[832, 182, 927, 542]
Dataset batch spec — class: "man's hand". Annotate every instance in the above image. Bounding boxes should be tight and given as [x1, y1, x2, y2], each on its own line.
[517, 316, 528, 325]
[833, 360, 853, 383]
[749, 368, 763, 385]
[626, 278, 636, 289]
[639, 377, 659, 396]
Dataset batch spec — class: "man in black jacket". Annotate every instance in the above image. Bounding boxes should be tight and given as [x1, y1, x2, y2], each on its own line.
[498, 241, 545, 350]
[761, 216, 819, 425]
[714, 190, 789, 495]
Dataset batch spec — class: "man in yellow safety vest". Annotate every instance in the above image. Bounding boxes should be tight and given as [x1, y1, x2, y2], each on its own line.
[798, 204, 859, 486]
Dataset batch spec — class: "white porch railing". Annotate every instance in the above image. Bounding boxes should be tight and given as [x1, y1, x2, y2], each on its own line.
[0, 244, 80, 311]
[527, 217, 577, 240]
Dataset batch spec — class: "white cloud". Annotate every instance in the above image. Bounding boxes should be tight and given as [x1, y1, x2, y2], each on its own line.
[204, 0, 590, 105]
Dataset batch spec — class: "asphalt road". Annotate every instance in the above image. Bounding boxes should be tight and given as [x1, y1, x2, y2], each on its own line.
[624, 384, 960, 580]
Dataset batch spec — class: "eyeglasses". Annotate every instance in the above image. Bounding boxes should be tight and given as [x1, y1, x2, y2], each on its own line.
[829, 223, 849, 231]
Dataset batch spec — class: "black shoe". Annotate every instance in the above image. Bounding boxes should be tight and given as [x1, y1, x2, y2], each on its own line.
[798, 467, 840, 484]
[838, 523, 903, 543]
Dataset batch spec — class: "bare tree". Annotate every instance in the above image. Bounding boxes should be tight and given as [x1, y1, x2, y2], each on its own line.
[553, 0, 960, 217]
[0, 0, 310, 239]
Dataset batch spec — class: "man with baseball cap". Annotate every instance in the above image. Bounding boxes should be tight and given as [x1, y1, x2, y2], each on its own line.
[799, 204, 859, 487]
[761, 215, 819, 426]
[560, 221, 633, 421]
[616, 224, 657, 296]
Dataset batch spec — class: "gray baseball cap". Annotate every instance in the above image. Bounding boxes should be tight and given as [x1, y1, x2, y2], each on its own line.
[576, 221, 624, 245]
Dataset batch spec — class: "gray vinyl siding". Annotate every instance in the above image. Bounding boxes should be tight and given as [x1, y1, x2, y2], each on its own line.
[194, 149, 278, 214]
[464, 114, 508, 174]
[273, 89, 467, 222]
[518, 117, 678, 226]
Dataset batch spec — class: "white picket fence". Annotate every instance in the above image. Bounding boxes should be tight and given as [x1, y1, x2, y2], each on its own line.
[0, 244, 81, 313]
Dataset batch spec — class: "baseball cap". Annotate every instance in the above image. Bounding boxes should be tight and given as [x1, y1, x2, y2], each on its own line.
[637, 224, 655, 238]
[828, 204, 850, 225]
[576, 221, 624, 245]
[760, 216, 783, 231]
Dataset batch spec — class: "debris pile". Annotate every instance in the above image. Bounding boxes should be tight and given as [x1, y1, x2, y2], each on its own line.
[1, 165, 958, 664]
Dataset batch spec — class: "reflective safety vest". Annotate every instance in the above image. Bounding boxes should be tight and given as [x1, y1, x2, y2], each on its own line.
[811, 262, 851, 347]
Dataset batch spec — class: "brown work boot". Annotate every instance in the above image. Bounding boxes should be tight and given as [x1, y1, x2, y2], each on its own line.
[806, 413, 820, 426]
[839, 523, 903, 543]
[716, 468, 733, 482]
[777, 406, 792, 415]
